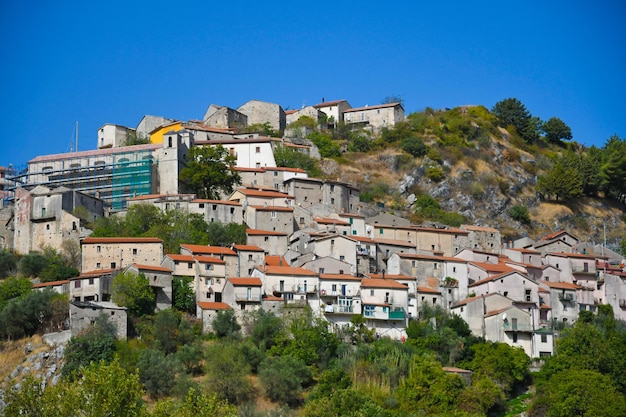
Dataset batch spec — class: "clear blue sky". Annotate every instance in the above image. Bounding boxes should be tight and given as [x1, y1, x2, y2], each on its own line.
[1, 1, 624, 168]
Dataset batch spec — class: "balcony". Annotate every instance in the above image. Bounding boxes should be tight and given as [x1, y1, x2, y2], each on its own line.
[558, 292, 575, 302]
[571, 266, 596, 276]
[235, 294, 262, 302]
[273, 284, 316, 294]
[503, 321, 533, 332]
[388, 307, 405, 320]
[323, 304, 354, 314]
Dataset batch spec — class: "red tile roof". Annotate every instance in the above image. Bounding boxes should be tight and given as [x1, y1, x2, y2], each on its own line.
[195, 256, 226, 264]
[417, 286, 441, 294]
[361, 278, 408, 290]
[541, 280, 581, 290]
[250, 205, 294, 212]
[229, 277, 262, 286]
[33, 280, 69, 288]
[319, 274, 361, 281]
[259, 265, 318, 276]
[313, 99, 348, 108]
[197, 302, 231, 310]
[234, 244, 264, 252]
[314, 217, 351, 226]
[180, 244, 236, 256]
[246, 228, 288, 236]
[131, 264, 172, 272]
[235, 188, 294, 198]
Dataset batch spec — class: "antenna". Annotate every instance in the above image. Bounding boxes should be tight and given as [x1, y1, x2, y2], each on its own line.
[76, 121, 79, 153]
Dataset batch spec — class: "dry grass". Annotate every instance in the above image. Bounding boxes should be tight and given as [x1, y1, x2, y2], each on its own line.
[0, 335, 48, 382]
[532, 202, 573, 226]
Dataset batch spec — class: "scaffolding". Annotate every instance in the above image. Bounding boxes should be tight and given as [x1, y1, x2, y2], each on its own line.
[7, 148, 155, 210]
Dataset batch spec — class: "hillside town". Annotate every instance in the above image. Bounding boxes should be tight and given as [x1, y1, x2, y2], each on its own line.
[1, 98, 625, 361]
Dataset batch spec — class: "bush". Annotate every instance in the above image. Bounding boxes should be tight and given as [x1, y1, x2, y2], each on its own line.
[426, 166, 445, 182]
[138, 348, 180, 398]
[259, 355, 312, 406]
[401, 136, 427, 157]
[508, 205, 531, 225]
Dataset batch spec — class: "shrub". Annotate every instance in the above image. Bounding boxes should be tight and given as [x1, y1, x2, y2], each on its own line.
[426, 166, 445, 182]
[508, 205, 531, 225]
[259, 355, 312, 406]
[401, 136, 427, 157]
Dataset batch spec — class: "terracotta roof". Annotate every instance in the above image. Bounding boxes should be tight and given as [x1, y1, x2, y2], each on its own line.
[33, 280, 69, 288]
[546, 252, 602, 260]
[234, 188, 294, 198]
[131, 264, 172, 272]
[195, 255, 226, 264]
[166, 254, 195, 262]
[540, 304, 552, 309]
[82, 237, 163, 244]
[452, 293, 505, 308]
[339, 212, 365, 219]
[229, 277, 262, 286]
[235, 167, 265, 173]
[314, 217, 351, 226]
[128, 193, 195, 201]
[470, 261, 515, 274]
[367, 273, 413, 280]
[263, 294, 284, 301]
[264, 166, 306, 173]
[541, 280, 581, 290]
[265, 255, 288, 266]
[319, 274, 361, 281]
[313, 99, 348, 108]
[469, 271, 528, 287]
[416, 286, 442, 294]
[542, 230, 577, 241]
[78, 268, 116, 276]
[180, 244, 236, 256]
[344, 102, 402, 112]
[539, 288, 549, 293]
[507, 248, 541, 254]
[360, 278, 408, 290]
[373, 238, 416, 247]
[259, 265, 318, 276]
[197, 301, 231, 310]
[415, 226, 468, 236]
[461, 224, 499, 233]
[191, 199, 241, 206]
[234, 244, 264, 252]
[485, 306, 513, 317]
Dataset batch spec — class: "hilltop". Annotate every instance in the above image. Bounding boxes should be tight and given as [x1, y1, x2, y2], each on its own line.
[303, 105, 626, 248]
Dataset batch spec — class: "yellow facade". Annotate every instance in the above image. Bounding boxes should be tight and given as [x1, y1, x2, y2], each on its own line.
[149, 122, 183, 144]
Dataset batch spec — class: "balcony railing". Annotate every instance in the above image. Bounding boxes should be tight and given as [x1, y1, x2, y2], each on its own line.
[571, 266, 596, 275]
[323, 304, 354, 314]
[388, 307, 405, 320]
[235, 294, 262, 302]
[503, 321, 533, 332]
[558, 293, 575, 302]
[273, 284, 316, 294]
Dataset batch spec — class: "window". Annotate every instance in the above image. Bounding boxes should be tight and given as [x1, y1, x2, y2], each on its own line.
[212, 205, 217, 210]
[132, 248, 138, 255]
[248, 254, 253, 261]
[205, 264, 213, 270]
[433, 297, 437, 304]
[525, 289, 531, 302]
[46, 224, 50, 230]
[339, 255, 345, 261]
[330, 198, 335, 204]
[88, 278, 94, 285]
[230, 207, 235, 214]
[379, 229, 383, 235]
[96, 262, 101, 269]
[541, 334, 548, 343]
[319, 268, 325, 274]
[97, 245, 101, 253]
[331, 284, 337, 292]
[110, 262, 116, 268]
[453, 266, 456, 272]
[75, 280, 81, 288]
[273, 171, 278, 176]
[512, 333, 518, 343]
[199, 203, 204, 208]
[255, 146, 261, 153]
[370, 289, 374, 296]
[188, 262, 193, 269]
[256, 162, 261, 168]
[364, 305, 375, 317]
[271, 211, 277, 218]
[434, 263, 439, 270]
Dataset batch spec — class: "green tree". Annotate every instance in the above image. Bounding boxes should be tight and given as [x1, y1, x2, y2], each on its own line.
[599, 135, 626, 202]
[536, 161, 583, 201]
[463, 342, 529, 394]
[204, 342, 256, 405]
[243, 122, 278, 137]
[401, 135, 427, 157]
[303, 389, 394, 417]
[212, 309, 241, 338]
[150, 308, 195, 354]
[258, 355, 312, 406]
[124, 130, 151, 146]
[62, 314, 118, 378]
[172, 276, 196, 314]
[542, 117, 573, 143]
[0, 250, 17, 278]
[112, 271, 156, 317]
[18, 252, 49, 277]
[125, 203, 162, 236]
[0, 276, 32, 310]
[307, 131, 341, 157]
[0, 289, 56, 339]
[531, 368, 626, 417]
[273, 145, 322, 177]
[137, 348, 180, 398]
[492, 98, 539, 142]
[251, 309, 284, 351]
[180, 145, 241, 200]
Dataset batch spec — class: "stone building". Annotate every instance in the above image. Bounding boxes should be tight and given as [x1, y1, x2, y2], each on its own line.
[237, 100, 286, 133]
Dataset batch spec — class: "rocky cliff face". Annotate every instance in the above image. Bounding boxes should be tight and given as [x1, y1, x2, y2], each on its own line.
[331, 132, 626, 249]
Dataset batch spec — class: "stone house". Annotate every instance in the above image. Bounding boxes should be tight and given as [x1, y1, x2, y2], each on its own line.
[245, 205, 294, 234]
[319, 273, 362, 327]
[237, 100, 286, 133]
[203, 104, 248, 129]
[313, 99, 352, 128]
[262, 167, 308, 191]
[299, 256, 354, 275]
[70, 301, 128, 340]
[194, 137, 277, 170]
[284, 178, 360, 214]
[196, 301, 232, 334]
[251, 264, 319, 310]
[13, 185, 104, 255]
[543, 252, 600, 284]
[222, 277, 263, 317]
[97, 124, 135, 149]
[539, 280, 581, 324]
[228, 187, 294, 208]
[125, 263, 173, 311]
[468, 270, 540, 305]
[233, 244, 266, 277]
[246, 229, 289, 256]
[285, 106, 324, 125]
[360, 278, 409, 340]
[69, 269, 115, 303]
[461, 224, 502, 253]
[33, 279, 70, 296]
[179, 244, 238, 277]
[136, 115, 175, 139]
[467, 261, 515, 284]
[343, 102, 404, 132]
[236, 167, 266, 188]
[81, 237, 163, 272]
[503, 248, 543, 267]
[533, 230, 580, 255]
